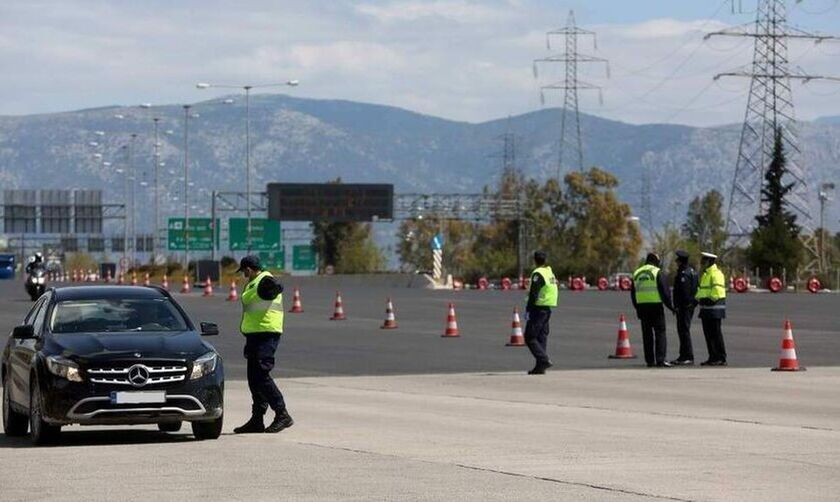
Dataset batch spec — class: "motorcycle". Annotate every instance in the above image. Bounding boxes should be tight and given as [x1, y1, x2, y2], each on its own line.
[26, 267, 47, 301]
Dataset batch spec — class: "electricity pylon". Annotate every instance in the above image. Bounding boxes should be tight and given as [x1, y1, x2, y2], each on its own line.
[533, 10, 609, 178]
[706, 0, 840, 271]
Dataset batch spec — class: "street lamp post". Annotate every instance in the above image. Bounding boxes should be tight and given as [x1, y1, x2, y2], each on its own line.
[183, 105, 192, 273]
[819, 182, 835, 272]
[196, 79, 299, 253]
[128, 133, 138, 268]
[153, 117, 161, 263]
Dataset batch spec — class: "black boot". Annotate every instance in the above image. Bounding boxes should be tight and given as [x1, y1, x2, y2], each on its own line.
[528, 361, 553, 375]
[234, 415, 265, 434]
[265, 409, 294, 434]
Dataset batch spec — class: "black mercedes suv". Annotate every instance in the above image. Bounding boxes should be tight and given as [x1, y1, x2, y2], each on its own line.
[1, 285, 224, 445]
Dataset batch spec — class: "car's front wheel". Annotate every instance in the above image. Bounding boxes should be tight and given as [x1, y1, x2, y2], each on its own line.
[192, 414, 223, 440]
[3, 375, 29, 437]
[29, 380, 61, 445]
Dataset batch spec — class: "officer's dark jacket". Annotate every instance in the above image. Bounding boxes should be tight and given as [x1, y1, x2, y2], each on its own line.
[256, 275, 283, 301]
[672, 265, 698, 309]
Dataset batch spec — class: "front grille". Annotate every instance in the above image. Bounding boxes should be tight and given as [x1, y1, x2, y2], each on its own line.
[87, 364, 188, 387]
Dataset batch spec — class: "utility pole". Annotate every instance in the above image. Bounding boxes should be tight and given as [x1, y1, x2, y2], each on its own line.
[128, 133, 138, 268]
[493, 119, 526, 275]
[152, 117, 161, 264]
[707, 0, 840, 271]
[183, 105, 191, 273]
[533, 10, 609, 178]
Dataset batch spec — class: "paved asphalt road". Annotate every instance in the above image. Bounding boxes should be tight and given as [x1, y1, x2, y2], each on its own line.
[0, 276, 838, 379]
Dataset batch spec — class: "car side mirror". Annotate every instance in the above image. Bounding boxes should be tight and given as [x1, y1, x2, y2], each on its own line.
[12, 324, 35, 340]
[200, 322, 219, 336]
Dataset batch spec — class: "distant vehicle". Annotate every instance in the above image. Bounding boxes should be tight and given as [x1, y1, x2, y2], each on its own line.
[2, 286, 224, 445]
[0, 254, 14, 280]
[25, 267, 47, 301]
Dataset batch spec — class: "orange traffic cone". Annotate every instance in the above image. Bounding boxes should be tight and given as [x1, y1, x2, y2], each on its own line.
[104, 270, 111, 283]
[71, 269, 78, 282]
[131, 272, 138, 286]
[289, 287, 304, 313]
[203, 277, 214, 297]
[144, 273, 150, 287]
[505, 307, 525, 346]
[117, 272, 124, 285]
[608, 314, 637, 359]
[226, 281, 238, 302]
[381, 298, 398, 329]
[442, 303, 460, 337]
[161, 274, 169, 291]
[330, 291, 347, 320]
[772, 319, 805, 371]
[181, 274, 191, 294]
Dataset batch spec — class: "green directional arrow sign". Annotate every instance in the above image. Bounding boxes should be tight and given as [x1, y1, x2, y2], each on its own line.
[167, 218, 219, 251]
[229, 218, 281, 251]
[258, 249, 285, 270]
[292, 245, 317, 271]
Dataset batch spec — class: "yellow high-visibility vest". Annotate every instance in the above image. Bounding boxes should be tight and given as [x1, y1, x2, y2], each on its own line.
[240, 271, 284, 334]
[532, 266, 558, 307]
[633, 264, 662, 304]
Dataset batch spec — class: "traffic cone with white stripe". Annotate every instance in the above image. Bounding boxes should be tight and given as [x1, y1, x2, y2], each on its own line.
[226, 280, 238, 302]
[143, 273, 151, 287]
[289, 287, 304, 313]
[131, 272, 138, 286]
[203, 277, 214, 297]
[772, 319, 805, 371]
[330, 291, 346, 320]
[505, 307, 525, 346]
[161, 274, 169, 291]
[442, 303, 460, 337]
[104, 270, 111, 283]
[117, 272, 124, 285]
[181, 274, 191, 294]
[381, 298, 398, 329]
[608, 314, 637, 359]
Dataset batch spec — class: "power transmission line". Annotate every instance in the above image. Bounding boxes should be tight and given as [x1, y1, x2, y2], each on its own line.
[707, 0, 840, 272]
[533, 10, 608, 178]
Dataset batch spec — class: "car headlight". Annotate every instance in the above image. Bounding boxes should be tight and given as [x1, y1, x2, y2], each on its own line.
[36, 277, 45, 284]
[45, 356, 83, 382]
[190, 351, 218, 380]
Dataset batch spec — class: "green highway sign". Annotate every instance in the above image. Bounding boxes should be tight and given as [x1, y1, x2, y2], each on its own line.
[229, 218, 281, 251]
[258, 249, 285, 270]
[292, 245, 317, 271]
[167, 218, 219, 251]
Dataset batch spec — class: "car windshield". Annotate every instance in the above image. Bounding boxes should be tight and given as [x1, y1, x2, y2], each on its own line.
[49, 298, 189, 334]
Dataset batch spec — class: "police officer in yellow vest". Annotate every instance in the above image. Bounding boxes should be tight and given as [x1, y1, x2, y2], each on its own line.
[233, 255, 294, 434]
[696, 252, 727, 366]
[631, 253, 675, 367]
[524, 251, 558, 375]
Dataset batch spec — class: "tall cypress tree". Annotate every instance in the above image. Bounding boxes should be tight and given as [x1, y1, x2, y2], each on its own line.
[747, 127, 803, 276]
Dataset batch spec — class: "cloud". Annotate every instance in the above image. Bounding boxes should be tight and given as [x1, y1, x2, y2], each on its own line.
[356, 1, 510, 24]
[607, 18, 729, 40]
[0, 0, 837, 128]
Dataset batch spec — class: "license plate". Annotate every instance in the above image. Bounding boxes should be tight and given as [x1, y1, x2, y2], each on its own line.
[110, 391, 166, 405]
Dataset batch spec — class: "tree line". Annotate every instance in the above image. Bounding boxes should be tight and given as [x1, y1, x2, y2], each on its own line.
[311, 131, 838, 284]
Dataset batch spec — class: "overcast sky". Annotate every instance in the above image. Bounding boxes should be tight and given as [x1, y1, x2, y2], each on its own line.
[2, 0, 840, 126]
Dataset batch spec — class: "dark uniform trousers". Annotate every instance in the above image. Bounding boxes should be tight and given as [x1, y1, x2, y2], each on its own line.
[701, 317, 727, 363]
[639, 312, 667, 366]
[244, 332, 286, 417]
[675, 306, 695, 361]
[524, 309, 551, 365]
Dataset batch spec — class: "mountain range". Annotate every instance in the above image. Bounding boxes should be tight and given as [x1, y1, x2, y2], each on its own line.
[0, 94, 838, 236]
